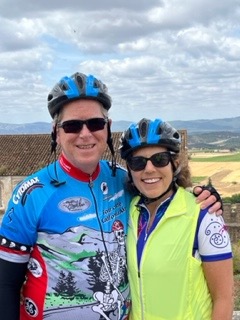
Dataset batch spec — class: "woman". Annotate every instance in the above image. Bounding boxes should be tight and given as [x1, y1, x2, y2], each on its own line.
[120, 118, 233, 320]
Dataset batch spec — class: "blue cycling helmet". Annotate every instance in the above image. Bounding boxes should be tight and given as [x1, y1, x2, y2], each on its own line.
[120, 118, 181, 160]
[47, 72, 112, 118]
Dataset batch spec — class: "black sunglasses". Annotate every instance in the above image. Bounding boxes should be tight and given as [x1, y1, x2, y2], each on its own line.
[127, 152, 172, 171]
[57, 118, 108, 134]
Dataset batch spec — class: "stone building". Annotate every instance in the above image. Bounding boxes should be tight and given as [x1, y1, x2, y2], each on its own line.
[222, 203, 240, 243]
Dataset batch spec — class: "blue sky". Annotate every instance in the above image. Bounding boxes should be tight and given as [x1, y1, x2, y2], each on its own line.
[0, 0, 240, 124]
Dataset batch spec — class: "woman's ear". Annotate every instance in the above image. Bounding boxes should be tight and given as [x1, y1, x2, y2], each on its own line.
[174, 159, 180, 168]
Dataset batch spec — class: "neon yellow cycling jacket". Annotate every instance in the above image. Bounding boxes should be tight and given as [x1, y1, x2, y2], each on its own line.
[127, 187, 212, 320]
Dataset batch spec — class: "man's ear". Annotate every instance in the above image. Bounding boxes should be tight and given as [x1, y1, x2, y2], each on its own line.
[52, 123, 60, 145]
[51, 124, 58, 153]
[56, 127, 60, 145]
[108, 118, 112, 127]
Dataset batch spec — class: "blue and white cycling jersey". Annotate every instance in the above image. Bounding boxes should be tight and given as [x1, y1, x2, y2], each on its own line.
[0, 156, 131, 320]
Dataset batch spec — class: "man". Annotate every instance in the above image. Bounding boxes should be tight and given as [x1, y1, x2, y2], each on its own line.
[0, 72, 222, 320]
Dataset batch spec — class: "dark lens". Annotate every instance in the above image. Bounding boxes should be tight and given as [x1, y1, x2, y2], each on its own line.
[127, 152, 171, 171]
[86, 118, 106, 132]
[62, 120, 83, 133]
[127, 157, 147, 171]
[151, 152, 170, 167]
[59, 118, 106, 134]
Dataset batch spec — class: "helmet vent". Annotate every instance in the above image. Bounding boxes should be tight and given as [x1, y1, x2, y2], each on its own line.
[76, 75, 83, 89]
[173, 132, 180, 139]
[139, 120, 147, 139]
[157, 125, 162, 135]
[60, 83, 68, 91]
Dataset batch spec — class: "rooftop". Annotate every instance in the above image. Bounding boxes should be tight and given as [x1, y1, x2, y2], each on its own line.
[0, 133, 125, 176]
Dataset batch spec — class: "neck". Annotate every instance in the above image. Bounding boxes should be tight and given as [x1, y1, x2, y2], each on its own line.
[146, 190, 173, 215]
[142, 182, 175, 207]
[59, 154, 100, 181]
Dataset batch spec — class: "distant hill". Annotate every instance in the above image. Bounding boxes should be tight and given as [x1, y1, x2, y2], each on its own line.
[112, 117, 240, 134]
[0, 116, 240, 134]
[0, 116, 240, 149]
[187, 131, 240, 150]
[0, 122, 52, 134]
[169, 117, 240, 134]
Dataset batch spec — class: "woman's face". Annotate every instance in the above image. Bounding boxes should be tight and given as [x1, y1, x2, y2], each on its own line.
[128, 146, 175, 202]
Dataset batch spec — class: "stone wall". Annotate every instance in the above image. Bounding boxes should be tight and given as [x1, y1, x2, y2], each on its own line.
[223, 203, 240, 243]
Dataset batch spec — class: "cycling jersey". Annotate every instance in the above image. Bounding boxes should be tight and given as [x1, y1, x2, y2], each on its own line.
[136, 194, 232, 267]
[0, 154, 131, 320]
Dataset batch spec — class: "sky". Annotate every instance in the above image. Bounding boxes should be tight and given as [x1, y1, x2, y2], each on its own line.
[0, 0, 240, 124]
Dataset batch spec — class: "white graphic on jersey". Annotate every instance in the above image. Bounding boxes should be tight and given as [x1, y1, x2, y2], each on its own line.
[92, 220, 126, 319]
[13, 177, 40, 204]
[24, 297, 38, 317]
[59, 197, 91, 213]
[78, 213, 97, 221]
[109, 190, 124, 202]
[205, 217, 230, 248]
[101, 182, 109, 195]
[28, 258, 43, 278]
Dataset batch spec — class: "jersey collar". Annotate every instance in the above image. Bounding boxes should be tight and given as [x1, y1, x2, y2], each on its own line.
[59, 153, 100, 182]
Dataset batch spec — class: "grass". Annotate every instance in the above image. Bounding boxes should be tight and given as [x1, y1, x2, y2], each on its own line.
[233, 243, 240, 310]
[190, 152, 240, 162]
[235, 274, 240, 310]
[191, 176, 207, 184]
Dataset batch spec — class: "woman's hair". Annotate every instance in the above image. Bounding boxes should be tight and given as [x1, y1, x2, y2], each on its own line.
[172, 152, 192, 188]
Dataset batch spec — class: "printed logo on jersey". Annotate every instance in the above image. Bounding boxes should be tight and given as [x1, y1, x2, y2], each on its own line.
[103, 190, 125, 202]
[24, 297, 38, 317]
[13, 177, 44, 205]
[28, 258, 43, 278]
[109, 189, 124, 201]
[6, 207, 14, 223]
[59, 197, 91, 213]
[101, 181, 108, 195]
[205, 217, 230, 248]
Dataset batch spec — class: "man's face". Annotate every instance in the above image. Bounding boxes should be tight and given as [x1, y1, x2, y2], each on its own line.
[56, 99, 109, 174]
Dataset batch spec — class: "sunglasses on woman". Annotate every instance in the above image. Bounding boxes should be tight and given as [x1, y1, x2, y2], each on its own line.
[127, 151, 172, 171]
[57, 118, 108, 134]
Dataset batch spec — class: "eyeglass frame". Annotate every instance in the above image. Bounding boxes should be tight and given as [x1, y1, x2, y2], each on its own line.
[57, 117, 108, 134]
[126, 151, 174, 172]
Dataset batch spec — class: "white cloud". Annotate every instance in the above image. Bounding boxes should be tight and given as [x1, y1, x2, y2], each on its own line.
[0, 0, 239, 124]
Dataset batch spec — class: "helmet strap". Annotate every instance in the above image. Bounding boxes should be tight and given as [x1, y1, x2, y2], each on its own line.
[107, 122, 116, 176]
[47, 124, 66, 187]
[140, 181, 176, 205]
[51, 125, 57, 154]
[140, 158, 180, 205]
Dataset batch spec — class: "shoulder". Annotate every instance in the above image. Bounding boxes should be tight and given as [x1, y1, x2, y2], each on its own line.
[100, 160, 127, 175]
[197, 209, 232, 261]
[9, 164, 60, 206]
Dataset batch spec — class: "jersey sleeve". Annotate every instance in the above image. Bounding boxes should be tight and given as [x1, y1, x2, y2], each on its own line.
[0, 174, 48, 263]
[197, 209, 232, 262]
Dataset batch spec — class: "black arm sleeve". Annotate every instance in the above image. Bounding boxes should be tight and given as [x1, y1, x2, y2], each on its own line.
[0, 258, 28, 320]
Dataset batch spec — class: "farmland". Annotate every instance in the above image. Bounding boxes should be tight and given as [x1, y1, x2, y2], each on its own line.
[189, 151, 240, 197]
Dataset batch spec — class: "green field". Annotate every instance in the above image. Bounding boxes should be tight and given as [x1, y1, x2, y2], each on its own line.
[190, 152, 240, 162]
